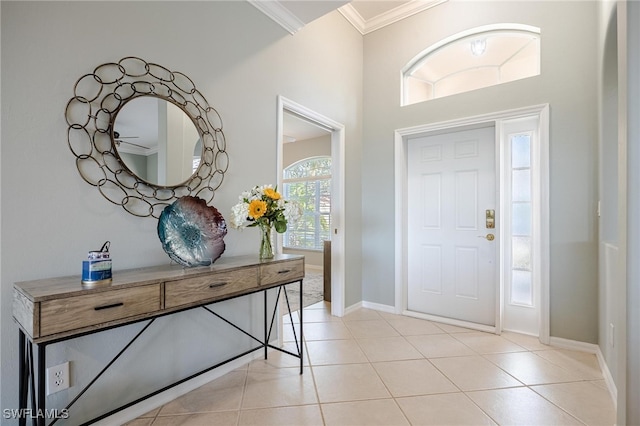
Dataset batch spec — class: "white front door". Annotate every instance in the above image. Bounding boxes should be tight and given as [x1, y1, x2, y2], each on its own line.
[407, 126, 497, 326]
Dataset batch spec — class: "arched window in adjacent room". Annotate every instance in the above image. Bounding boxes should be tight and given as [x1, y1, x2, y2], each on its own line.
[402, 24, 541, 106]
[283, 156, 332, 250]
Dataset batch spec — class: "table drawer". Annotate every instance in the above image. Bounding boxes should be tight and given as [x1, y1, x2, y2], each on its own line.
[165, 267, 259, 309]
[260, 259, 304, 286]
[40, 285, 161, 337]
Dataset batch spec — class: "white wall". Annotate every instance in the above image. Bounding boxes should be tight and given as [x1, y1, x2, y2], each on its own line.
[0, 1, 362, 421]
[362, 1, 599, 342]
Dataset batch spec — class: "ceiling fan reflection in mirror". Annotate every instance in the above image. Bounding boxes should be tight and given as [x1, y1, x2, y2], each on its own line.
[113, 131, 149, 150]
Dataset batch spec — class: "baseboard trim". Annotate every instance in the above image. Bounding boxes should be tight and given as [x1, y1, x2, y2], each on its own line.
[94, 351, 263, 426]
[549, 337, 617, 407]
[548, 336, 599, 353]
[361, 301, 396, 314]
[404, 310, 496, 334]
[344, 301, 362, 316]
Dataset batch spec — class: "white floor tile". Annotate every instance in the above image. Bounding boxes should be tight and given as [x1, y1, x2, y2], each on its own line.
[467, 387, 583, 425]
[356, 336, 423, 362]
[484, 351, 585, 385]
[431, 355, 523, 391]
[313, 363, 390, 403]
[132, 307, 615, 426]
[396, 393, 496, 425]
[322, 399, 409, 426]
[372, 359, 458, 397]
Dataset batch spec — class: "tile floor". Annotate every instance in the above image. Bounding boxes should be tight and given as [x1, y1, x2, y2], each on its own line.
[128, 302, 615, 425]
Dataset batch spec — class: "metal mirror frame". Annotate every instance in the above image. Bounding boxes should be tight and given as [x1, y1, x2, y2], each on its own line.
[65, 56, 229, 218]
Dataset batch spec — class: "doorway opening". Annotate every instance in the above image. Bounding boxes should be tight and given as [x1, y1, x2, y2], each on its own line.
[394, 104, 550, 342]
[282, 130, 331, 312]
[276, 96, 346, 318]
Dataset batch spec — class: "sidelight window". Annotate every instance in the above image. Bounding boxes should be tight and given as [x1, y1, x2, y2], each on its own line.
[509, 133, 533, 306]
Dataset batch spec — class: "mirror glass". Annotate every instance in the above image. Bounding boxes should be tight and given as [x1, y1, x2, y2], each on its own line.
[113, 97, 202, 187]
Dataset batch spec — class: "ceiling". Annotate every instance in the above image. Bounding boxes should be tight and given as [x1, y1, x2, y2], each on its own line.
[340, 0, 446, 34]
[248, 0, 447, 35]
[283, 112, 330, 143]
[250, 0, 448, 142]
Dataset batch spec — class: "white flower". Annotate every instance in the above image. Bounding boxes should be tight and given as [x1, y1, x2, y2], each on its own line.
[230, 184, 300, 233]
[229, 203, 249, 229]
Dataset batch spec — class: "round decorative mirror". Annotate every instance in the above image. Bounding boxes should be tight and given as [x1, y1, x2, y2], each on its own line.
[65, 57, 228, 218]
[113, 97, 202, 187]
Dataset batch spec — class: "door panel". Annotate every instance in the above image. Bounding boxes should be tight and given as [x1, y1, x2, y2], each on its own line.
[407, 126, 497, 326]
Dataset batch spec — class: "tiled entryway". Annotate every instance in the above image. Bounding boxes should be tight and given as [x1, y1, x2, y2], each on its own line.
[129, 303, 615, 425]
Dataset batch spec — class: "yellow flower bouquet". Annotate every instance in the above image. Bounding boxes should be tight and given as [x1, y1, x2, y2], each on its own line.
[230, 185, 301, 259]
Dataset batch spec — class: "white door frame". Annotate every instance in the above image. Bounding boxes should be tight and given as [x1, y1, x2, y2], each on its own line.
[394, 104, 550, 342]
[276, 95, 346, 317]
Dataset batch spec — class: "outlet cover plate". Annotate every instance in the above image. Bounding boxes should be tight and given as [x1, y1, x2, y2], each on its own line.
[46, 362, 70, 395]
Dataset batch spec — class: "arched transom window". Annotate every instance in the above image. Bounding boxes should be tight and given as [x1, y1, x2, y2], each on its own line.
[283, 156, 331, 250]
[402, 24, 541, 105]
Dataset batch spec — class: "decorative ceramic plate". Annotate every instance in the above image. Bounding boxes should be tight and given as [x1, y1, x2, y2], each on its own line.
[157, 196, 227, 267]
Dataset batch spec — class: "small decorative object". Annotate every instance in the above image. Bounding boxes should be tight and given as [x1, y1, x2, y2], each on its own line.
[157, 196, 227, 267]
[82, 241, 112, 287]
[230, 185, 302, 259]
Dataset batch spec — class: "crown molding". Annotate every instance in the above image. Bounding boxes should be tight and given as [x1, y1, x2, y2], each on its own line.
[338, 4, 367, 34]
[339, 0, 448, 35]
[247, 0, 305, 35]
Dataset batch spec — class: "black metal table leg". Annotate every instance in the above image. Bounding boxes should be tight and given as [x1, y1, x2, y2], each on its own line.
[264, 290, 268, 360]
[37, 344, 46, 426]
[28, 344, 36, 426]
[18, 330, 27, 426]
[17, 332, 38, 426]
[299, 279, 303, 374]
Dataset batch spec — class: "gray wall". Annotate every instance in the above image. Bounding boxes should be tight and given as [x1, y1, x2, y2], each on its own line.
[597, 0, 621, 404]
[621, 2, 640, 422]
[361, 1, 599, 343]
[0, 1, 362, 421]
[120, 152, 148, 182]
[283, 135, 331, 168]
[2, 0, 632, 422]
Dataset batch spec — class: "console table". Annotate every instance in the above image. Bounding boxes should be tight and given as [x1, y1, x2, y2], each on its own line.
[13, 254, 305, 426]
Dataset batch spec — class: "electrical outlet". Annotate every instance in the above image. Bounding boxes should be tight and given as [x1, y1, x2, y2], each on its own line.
[46, 362, 70, 395]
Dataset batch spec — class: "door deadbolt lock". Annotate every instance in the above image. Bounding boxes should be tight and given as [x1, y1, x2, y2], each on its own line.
[478, 233, 495, 241]
[486, 209, 495, 229]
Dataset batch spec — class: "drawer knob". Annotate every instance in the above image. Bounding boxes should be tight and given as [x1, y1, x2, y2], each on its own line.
[278, 269, 291, 274]
[94, 302, 124, 311]
[209, 282, 228, 289]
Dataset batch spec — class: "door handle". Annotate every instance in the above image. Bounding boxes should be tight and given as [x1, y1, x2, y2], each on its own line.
[477, 234, 495, 241]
